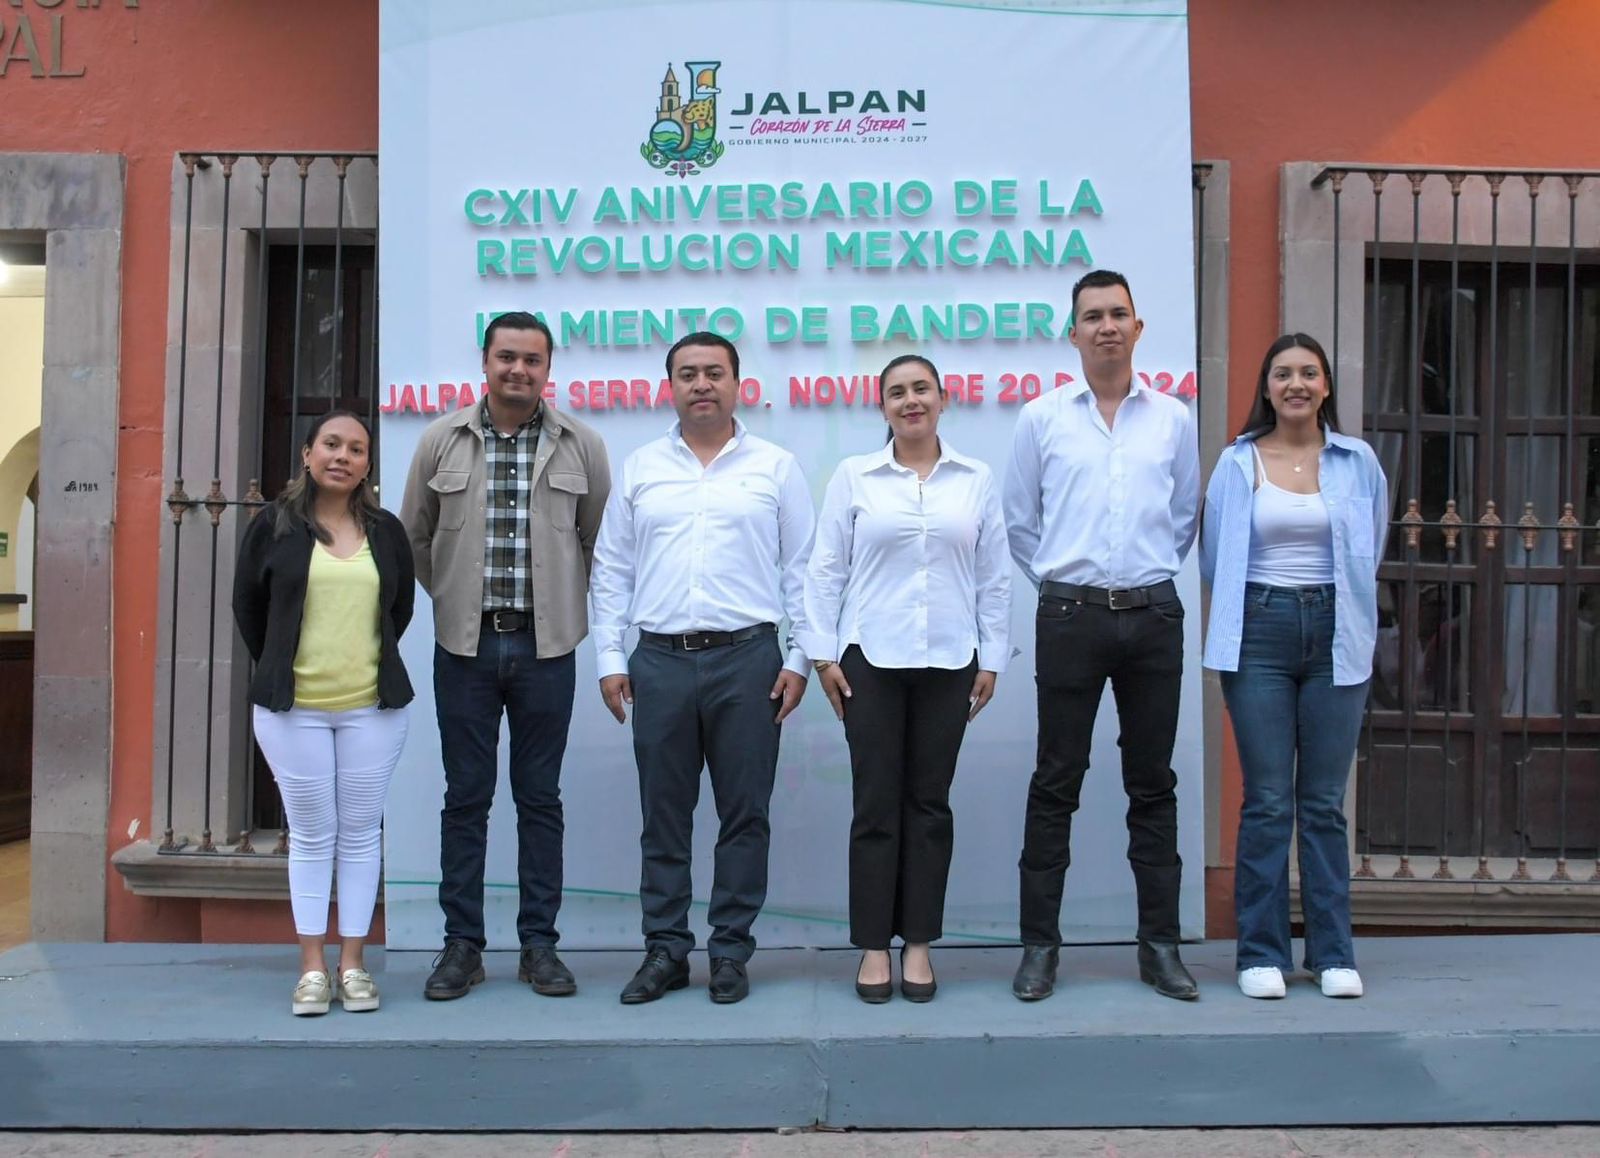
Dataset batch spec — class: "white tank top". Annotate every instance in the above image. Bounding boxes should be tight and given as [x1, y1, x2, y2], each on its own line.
[1246, 444, 1335, 586]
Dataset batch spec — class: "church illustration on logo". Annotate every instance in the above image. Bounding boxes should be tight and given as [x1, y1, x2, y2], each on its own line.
[643, 60, 725, 176]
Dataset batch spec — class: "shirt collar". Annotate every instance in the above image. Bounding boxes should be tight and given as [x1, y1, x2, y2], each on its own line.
[668, 415, 746, 456]
[1063, 371, 1148, 404]
[865, 438, 974, 475]
[478, 396, 543, 438]
[1236, 426, 1361, 453]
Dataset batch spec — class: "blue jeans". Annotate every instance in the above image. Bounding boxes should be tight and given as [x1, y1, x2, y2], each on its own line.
[434, 632, 575, 949]
[1220, 584, 1367, 973]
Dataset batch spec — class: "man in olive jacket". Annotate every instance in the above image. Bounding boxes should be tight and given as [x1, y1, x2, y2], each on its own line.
[400, 311, 611, 1001]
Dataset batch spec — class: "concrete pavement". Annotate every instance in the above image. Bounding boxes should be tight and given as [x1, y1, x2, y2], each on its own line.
[1, 1129, 1599, 1156]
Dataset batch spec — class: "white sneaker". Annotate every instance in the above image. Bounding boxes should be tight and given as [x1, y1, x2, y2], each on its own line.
[1317, 967, 1364, 998]
[1237, 966, 1286, 999]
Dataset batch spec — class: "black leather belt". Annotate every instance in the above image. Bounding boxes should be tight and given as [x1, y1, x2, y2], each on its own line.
[640, 623, 775, 651]
[1039, 579, 1178, 611]
[483, 609, 536, 632]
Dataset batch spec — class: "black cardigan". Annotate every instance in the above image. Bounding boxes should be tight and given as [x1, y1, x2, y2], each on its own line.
[232, 504, 416, 712]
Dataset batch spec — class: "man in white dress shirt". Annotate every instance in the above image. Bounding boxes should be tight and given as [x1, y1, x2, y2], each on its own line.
[591, 332, 815, 1006]
[1002, 270, 1201, 1002]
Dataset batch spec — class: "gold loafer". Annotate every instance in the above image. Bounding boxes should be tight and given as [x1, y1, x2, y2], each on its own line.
[292, 970, 332, 1016]
[338, 967, 381, 1012]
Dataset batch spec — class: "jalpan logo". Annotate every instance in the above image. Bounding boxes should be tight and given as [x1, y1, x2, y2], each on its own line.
[642, 60, 725, 178]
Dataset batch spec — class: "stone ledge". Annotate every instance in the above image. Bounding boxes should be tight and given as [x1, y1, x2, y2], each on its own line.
[1296, 856, 1600, 928]
[111, 837, 290, 900]
[2, 938, 1597, 1129]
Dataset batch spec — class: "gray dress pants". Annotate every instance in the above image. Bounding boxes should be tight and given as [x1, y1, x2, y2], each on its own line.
[629, 628, 783, 963]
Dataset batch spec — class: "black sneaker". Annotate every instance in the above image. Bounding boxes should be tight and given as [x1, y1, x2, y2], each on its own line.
[518, 946, 577, 996]
[424, 938, 485, 1000]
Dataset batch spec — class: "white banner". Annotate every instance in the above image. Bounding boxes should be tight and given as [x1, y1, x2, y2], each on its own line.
[379, 0, 1201, 950]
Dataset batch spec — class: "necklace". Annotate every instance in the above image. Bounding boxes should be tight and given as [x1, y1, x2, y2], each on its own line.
[1266, 440, 1318, 474]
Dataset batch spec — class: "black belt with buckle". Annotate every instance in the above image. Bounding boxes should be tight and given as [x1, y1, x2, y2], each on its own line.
[484, 609, 536, 632]
[1039, 579, 1178, 611]
[640, 623, 776, 651]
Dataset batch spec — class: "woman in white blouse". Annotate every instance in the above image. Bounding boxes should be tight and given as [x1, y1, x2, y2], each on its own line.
[801, 354, 1011, 1003]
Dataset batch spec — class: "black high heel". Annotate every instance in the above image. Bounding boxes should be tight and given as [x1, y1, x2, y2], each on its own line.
[855, 951, 892, 1004]
[899, 945, 937, 1003]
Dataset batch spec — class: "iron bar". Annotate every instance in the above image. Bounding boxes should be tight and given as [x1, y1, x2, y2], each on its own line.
[289, 156, 312, 477]
[1369, 172, 1386, 402]
[1330, 171, 1344, 386]
[159, 156, 200, 854]
[332, 157, 349, 403]
[1393, 171, 1426, 881]
[1361, 170, 1385, 878]
[1435, 173, 1464, 879]
[1555, 177, 1580, 880]
[240, 152, 275, 850]
[194, 155, 238, 853]
[1472, 175, 1505, 881]
[1510, 175, 1543, 883]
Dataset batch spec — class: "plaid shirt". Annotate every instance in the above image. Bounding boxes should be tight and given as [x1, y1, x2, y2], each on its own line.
[480, 397, 542, 611]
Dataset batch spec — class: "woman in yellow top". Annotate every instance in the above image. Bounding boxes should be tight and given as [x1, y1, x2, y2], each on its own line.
[233, 411, 415, 1015]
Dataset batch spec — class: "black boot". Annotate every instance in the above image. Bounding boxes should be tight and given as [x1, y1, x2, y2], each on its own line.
[424, 938, 485, 1001]
[1131, 860, 1184, 943]
[1011, 944, 1059, 1001]
[1137, 940, 1198, 1000]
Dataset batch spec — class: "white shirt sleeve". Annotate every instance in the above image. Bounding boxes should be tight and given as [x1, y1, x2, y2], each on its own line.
[589, 459, 637, 680]
[775, 456, 817, 675]
[1171, 402, 1202, 565]
[798, 463, 853, 665]
[974, 468, 1013, 673]
[1002, 406, 1044, 589]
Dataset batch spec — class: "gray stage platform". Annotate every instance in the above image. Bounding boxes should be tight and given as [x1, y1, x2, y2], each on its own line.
[1, 936, 1596, 1130]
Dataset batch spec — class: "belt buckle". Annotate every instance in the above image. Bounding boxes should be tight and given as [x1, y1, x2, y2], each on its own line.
[1107, 588, 1135, 611]
[679, 632, 709, 651]
[491, 611, 517, 632]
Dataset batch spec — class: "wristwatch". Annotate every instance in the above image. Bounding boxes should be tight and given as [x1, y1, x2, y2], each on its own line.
[812, 659, 835, 672]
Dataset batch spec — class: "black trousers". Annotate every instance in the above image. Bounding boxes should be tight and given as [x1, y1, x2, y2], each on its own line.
[840, 646, 977, 949]
[628, 629, 783, 964]
[1019, 594, 1185, 946]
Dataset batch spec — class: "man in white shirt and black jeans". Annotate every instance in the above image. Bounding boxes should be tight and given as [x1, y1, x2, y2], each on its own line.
[591, 332, 815, 1006]
[1002, 270, 1201, 1003]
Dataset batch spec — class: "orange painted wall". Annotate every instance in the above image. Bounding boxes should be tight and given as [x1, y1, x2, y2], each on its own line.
[0, 0, 377, 941]
[7, 0, 1599, 942]
[1189, 0, 1600, 934]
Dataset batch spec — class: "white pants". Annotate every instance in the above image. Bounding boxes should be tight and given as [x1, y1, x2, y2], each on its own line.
[252, 704, 409, 938]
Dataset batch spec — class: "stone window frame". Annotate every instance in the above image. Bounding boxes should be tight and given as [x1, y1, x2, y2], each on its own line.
[0, 153, 124, 940]
[1194, 160, 1231, 881]
[113, 154, 377, 899]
